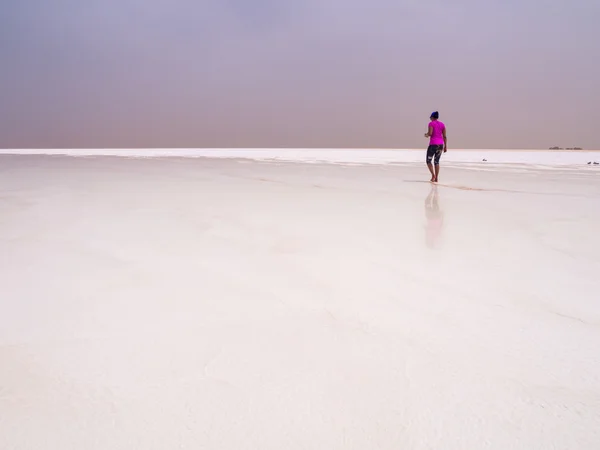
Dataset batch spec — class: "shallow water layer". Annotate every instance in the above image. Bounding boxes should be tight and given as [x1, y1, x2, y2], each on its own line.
[1, 155, 599, 449]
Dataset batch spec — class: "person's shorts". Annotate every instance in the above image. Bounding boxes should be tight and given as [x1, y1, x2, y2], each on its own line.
[426, 145, 444, 165]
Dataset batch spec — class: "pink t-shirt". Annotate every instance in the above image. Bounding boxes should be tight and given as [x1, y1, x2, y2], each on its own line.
[429, 120, 445, 146]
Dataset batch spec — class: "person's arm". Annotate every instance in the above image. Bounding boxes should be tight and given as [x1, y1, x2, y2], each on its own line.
[442, 127, 447, 152]
[424, 124, 433, 138]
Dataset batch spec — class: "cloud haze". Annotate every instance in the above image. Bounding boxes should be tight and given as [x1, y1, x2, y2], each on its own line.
[1, 0, 598, 149]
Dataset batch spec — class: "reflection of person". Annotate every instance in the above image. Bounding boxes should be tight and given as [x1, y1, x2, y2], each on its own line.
[425, 184, 444, 249]
[424, 111, 447, 183]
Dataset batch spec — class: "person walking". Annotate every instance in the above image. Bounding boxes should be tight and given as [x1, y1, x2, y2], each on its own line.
[424, 111, 447, 182]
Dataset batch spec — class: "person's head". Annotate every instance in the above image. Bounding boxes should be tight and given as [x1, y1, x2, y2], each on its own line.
[430, 111, 439, 120]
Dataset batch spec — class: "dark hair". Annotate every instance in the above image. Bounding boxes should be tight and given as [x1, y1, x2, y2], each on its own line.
[430, 111, 439, 120]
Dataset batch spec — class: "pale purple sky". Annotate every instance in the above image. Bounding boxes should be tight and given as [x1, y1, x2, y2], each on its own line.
[1, 0, 598, 149]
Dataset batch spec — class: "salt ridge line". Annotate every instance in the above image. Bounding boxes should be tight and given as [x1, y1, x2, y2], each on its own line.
[0, 148, 599, 166]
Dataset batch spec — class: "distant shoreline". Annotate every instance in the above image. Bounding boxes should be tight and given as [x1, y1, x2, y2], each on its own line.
[1, 148, 599, 153]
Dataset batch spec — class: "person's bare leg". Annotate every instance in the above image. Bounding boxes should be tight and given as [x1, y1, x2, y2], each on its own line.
[434, 164, 440, 183]
[427, 163, 435, 182]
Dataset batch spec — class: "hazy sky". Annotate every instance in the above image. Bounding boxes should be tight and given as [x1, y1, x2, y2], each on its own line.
[1, 0, 598, 149]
